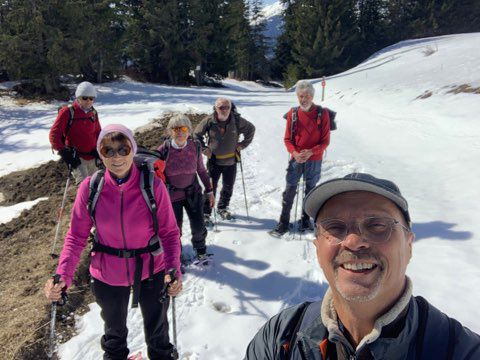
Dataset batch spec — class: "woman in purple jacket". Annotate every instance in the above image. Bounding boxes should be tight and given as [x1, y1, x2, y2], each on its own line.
[45, 124, 182, 360]
[158, 114, 214, 265]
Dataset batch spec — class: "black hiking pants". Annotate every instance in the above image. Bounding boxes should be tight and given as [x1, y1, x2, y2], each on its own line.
[204, 161, 237, 215]
[92, 271, 175, 360]
[172, 193, 207, 252]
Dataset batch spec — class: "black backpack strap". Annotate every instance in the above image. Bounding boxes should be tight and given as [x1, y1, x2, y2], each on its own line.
[282, 301, 323, 359]
[64, 105, 75, 136]
[139, 163, 159, 235]
[290, 107, 298, 143]
[415, 295, 456, 360]
[87, 170, 105, 224]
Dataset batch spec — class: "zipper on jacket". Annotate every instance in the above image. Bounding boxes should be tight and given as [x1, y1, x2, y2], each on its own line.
[120, 190, 132, 286]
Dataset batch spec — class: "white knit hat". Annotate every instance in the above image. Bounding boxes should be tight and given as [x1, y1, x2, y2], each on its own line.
[75, 81, 97, 98]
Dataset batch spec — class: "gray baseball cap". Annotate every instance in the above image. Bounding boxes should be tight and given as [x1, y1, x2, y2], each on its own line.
[303, 173, 411, 226]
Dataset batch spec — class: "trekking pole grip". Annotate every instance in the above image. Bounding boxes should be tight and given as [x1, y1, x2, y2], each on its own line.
[52, 274, 68, 306]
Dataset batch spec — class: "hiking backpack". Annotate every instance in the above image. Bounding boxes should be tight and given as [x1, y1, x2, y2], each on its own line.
[135, 138, 202, 183]
[86, 160, 162, 308]
[282, 296, 460, 359]
[284, 105, 337, 144]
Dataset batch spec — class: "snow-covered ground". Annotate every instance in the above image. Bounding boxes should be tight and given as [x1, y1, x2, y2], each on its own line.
[1, 33, 479, 359]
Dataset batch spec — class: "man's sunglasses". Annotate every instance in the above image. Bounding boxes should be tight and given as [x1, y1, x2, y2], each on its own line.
[216, 105, 230, 111]
[80, 96, 95, 101]
[172, 126, 189, 133]
[100, 145, 131, 158]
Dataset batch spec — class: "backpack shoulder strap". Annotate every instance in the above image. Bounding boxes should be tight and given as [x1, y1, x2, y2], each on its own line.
[87, 170, 105, 223]
[139, 163, 159, 234]
[415, 295, 456, 360]
[290, 107, 299, 142]
[65, 105, 75, 135]
[283, 301, 324, 359]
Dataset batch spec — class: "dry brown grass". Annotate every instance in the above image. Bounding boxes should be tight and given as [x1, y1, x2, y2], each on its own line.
[447, 84, 480, 94]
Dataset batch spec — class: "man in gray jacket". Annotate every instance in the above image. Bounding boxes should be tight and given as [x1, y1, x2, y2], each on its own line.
[194, 97, 255, 222]
[245, 173, 480, 359]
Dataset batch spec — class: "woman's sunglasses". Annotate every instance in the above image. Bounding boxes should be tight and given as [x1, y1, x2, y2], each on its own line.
[172, 126, 189, 133]
[100, 145, 131, 158]
[80, 96, 95, 101]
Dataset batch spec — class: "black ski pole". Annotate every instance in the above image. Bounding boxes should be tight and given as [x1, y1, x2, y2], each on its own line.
[213, 208, 219, 233]
[51, 164, 72, 258]
[299, 165, 306, 241]
[48, 275, 67, 359]
[168, 269, 179, 359]
[237, 151, 250, 221]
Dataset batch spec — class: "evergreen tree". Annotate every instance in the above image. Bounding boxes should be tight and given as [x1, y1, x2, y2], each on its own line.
[249, 0, 269, 80]
[281, 0, 358, 87]
[356, 0, 389, 61]
[76, 0, 124, 83]
[0, 0, 82, 94]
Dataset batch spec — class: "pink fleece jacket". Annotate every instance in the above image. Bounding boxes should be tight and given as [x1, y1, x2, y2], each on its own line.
[56, 165, 181, 287]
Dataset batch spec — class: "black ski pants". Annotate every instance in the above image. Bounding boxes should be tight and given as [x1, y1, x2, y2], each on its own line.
[172, 194, 207, 252]
[92, 271, 175, 360]
[204, 161, 237, 215]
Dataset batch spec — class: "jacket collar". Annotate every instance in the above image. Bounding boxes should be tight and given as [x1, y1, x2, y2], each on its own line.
[318, 277, 416, 358]
[104, 164, 140, 191]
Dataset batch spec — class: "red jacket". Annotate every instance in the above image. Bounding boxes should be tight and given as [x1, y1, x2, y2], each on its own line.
[284, 105, 330, 161]
[49, 101, 101, 160]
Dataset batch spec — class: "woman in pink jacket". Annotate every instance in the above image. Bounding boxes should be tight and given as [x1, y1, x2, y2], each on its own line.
[45, 124, 182, 360]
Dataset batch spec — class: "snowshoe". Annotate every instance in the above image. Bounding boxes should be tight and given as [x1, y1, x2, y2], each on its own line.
[192, 253, 213, 266]
[297, 218, 314, 233]
[218, 209, 234, 221]
[128, 352, 143, 360]
[204, 215, 214, 229]
[268, 222, 289, 238]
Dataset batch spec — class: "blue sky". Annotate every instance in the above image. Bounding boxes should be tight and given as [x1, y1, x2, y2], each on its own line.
[263, 0, 277, 5]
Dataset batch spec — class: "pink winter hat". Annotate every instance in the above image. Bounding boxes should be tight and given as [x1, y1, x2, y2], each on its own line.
[97, 124, 137, 155]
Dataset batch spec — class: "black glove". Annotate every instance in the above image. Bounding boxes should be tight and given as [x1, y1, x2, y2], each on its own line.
[59, 147, 81, 169]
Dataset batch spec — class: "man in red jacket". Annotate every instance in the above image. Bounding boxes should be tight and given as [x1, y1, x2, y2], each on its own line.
[270, 80, 331, 237]
[49, 81, 101, 184]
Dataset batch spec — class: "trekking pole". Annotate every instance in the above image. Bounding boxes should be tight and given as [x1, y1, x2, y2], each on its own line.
[237, 151, 250, 222]
[48, 275, 67, 359]
[168, 269, 179, 359]
[299, 166, 306, 241]
[51, 165, 72, 258]
[293, 183, 300, 240]
[213, 208, 219, 233]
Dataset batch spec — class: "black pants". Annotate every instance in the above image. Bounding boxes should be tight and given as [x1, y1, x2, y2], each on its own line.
[92, 271, 175, 360]
[172, 195, 207, 252]
[204, 161, 237, 215]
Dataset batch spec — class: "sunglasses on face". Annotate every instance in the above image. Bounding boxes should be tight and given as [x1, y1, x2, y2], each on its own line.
[317, 216, 410, 245]
[80, 96, 95, 101]
[100, 145, 131, 158]
[172, 126, 189, 133]
[216, 105, 230, 111]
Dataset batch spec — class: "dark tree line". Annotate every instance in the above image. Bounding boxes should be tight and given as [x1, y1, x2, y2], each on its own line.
[0, 0, 268, 94]
[273, 0, 480, 87]
[0, 0, 479, 93]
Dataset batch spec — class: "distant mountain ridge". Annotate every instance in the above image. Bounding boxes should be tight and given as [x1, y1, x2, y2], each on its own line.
[260, 1, 285, 57]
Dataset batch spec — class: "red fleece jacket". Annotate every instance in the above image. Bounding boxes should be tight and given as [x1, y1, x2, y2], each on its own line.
[49, 101, 101, 159]
[284, 105, 330, 161]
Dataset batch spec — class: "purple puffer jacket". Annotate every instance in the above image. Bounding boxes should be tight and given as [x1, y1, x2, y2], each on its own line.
[56, 165, 181, 288]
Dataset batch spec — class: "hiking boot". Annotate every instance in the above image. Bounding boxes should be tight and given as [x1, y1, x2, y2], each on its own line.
[298, 218, 314, 233]
[218, 208, 233, 220]
[269, 222, 289, 237]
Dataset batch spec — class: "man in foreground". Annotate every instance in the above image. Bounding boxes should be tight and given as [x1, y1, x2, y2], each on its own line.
[245, 173, 480, 359]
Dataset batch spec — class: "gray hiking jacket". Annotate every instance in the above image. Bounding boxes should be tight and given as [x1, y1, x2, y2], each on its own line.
[194, 111, 255, 166]
[244, 280, 480, 360]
